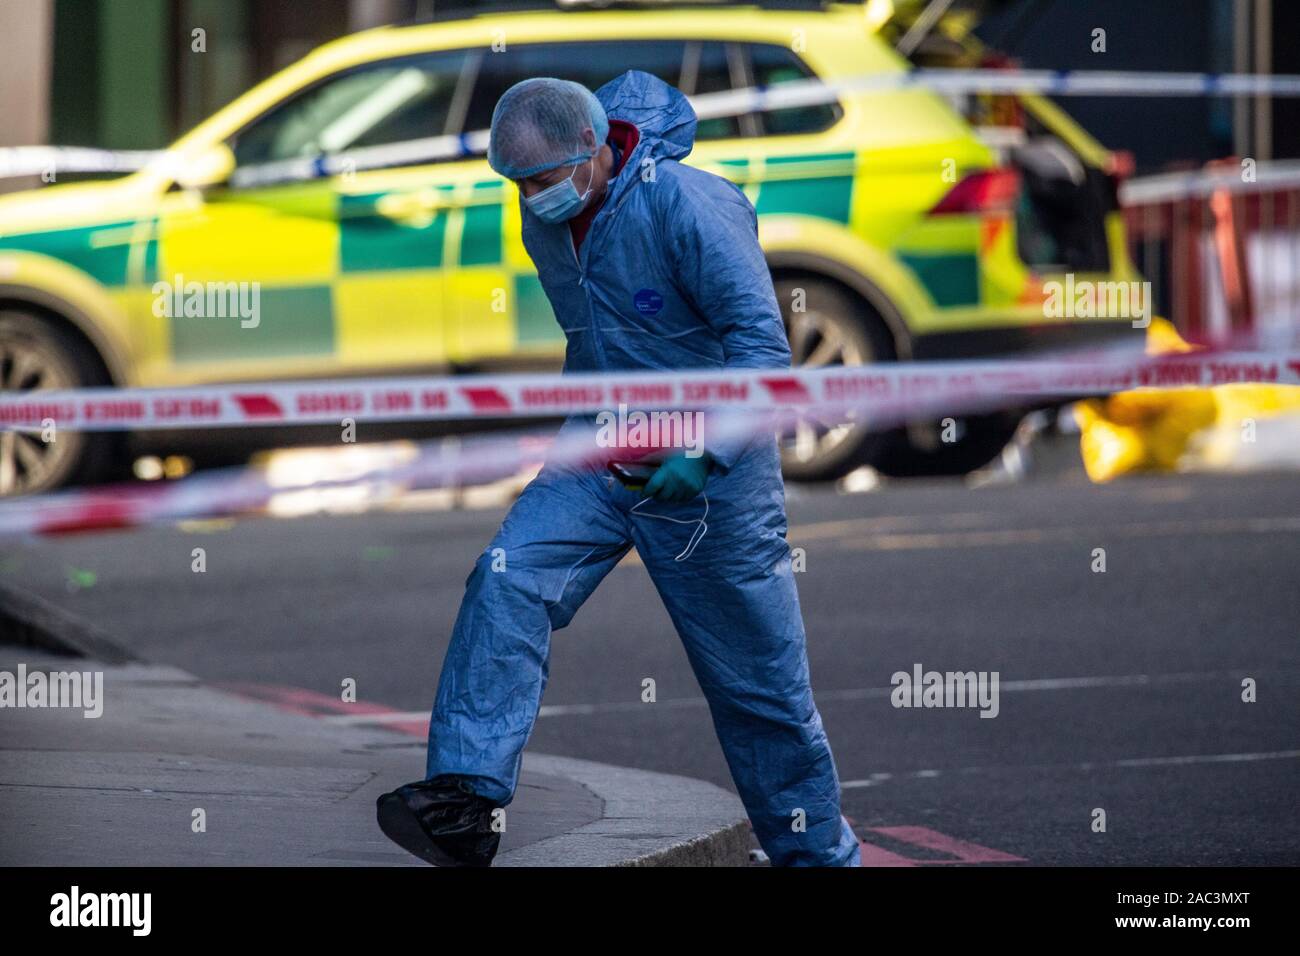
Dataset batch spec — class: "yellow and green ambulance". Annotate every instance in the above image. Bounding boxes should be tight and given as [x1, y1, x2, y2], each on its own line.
[0, 0, 1141, 494]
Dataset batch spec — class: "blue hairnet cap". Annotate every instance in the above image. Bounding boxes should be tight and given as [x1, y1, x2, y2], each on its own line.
[487, 77, 610, 180]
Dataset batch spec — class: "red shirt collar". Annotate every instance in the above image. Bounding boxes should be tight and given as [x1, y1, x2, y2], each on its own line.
[569, 120, 640, 250]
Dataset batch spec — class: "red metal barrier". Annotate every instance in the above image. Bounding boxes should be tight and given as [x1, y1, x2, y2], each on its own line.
[1121, 159, 1300, 346]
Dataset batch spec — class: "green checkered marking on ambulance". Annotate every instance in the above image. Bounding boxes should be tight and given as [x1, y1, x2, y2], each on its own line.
[339, 192, 446, 273]
[513, 273, 561, 345]
[753, 152, 855, 223]
[141, 228, 160, 284]
[460, 181, 505, 267]
[898, 252, 980, 307]
[171, 285, 334, 362]
[0, 222, 133, 287]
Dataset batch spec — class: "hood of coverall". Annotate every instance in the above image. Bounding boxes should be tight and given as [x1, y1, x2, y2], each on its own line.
[518, 65, 789, 392]
[592, 69, 697, 211]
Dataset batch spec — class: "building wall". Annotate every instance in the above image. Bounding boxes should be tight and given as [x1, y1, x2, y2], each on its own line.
[42, 0, 383, 154]
[3, 0, 1291, 177]
[50, 0, 169, 149]
[0, 0, 54, 192]
[978, 0, 1290, 171]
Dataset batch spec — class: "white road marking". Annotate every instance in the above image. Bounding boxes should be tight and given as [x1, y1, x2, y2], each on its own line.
[840, 749, 1300, 788]
[836, 516, 1300, 551]
[320, 668, 1282, 725]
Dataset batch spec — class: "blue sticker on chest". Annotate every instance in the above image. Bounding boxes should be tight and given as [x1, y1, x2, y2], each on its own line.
[633, 288, 664, 316]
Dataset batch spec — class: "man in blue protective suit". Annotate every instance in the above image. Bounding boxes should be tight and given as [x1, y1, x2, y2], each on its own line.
[377, 70, 860, 868]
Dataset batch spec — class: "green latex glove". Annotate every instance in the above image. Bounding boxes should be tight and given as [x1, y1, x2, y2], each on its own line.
[643, 452, 711, 503]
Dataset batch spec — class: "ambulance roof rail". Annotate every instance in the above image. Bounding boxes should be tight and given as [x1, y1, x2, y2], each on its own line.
[392, 0, 843, 26]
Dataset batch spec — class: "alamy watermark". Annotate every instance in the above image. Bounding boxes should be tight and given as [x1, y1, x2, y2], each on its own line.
[0, 664, 103, 718]
[1043, 274, 1151, 328]
[152, 272, 260, 328]
[891, 663, 999, 718]
[50, 886, 150, 935]
[595, 403, 704, 458]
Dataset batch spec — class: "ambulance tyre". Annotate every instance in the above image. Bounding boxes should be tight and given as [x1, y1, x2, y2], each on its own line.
[869, 411, 1022, 478]
[775, 277, 895, 483]
[0, 309, 119, 496]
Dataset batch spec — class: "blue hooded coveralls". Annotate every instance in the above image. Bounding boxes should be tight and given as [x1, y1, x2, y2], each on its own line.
[426, 70, 860, 867]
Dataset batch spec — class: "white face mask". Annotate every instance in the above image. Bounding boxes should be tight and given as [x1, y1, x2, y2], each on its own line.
[523, 156, 595, 224]
[629, 493, 709, 562]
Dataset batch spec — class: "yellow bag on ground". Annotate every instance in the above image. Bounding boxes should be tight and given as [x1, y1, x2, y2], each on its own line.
[1074, 318, 1299, 482]
[1191, 381, 1300, 470]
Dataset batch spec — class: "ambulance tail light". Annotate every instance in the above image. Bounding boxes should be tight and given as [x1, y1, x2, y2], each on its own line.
[928, 168, 1021, 216]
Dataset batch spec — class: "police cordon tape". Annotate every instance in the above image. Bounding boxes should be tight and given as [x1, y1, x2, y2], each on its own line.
[8, 67, 1300, 183]
[2, 349, 1298, 434]
[0, 145, 159, 179]
[1118, 158, 1300, 205]
[0, 426, 563, 538]
[3, 348, 1298, 538]
[690, 67, 1300, 120]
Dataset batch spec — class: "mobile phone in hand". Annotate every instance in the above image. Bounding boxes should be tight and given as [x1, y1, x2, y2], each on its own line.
[607, 460, 659, 490]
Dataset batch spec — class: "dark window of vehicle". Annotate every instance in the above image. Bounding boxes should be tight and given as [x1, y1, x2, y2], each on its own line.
[461, 40, 687, 135]
[682, 41, 741, 141]
[745, 44, 839, 136]
[231, 49, 470, 167]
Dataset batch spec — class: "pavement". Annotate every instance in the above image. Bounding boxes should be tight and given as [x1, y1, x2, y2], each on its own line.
[2, 429, 1298, 865]
[0, 642, 750, 866]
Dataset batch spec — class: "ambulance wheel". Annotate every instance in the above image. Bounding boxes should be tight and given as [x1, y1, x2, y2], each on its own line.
[870, 411, 1022, 478]
[775, 278, 895, 482]
[0, 309, 118, 496]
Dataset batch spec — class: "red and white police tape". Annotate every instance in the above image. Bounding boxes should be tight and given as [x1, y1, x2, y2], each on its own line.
[0, 426, 564, 538]
[3, 350, 1297, 433]
[2, 348, 1297, 538]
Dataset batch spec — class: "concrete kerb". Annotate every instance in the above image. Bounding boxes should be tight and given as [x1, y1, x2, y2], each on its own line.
[0, 586, 750, 867]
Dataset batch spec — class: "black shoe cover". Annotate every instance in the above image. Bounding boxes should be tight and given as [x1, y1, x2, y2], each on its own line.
[376, 775, 501, 867]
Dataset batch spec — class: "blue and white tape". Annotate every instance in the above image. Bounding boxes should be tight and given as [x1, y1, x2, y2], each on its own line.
[4, 68, 1300, 185]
